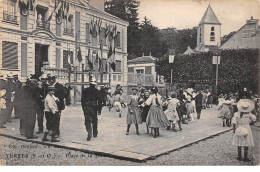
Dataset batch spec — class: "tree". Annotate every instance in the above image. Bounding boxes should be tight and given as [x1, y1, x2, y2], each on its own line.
[139, 17, 168, 58]
[105, 0, 140, 59]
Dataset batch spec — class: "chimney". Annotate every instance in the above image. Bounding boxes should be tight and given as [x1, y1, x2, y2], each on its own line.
[89, 0, 104, 11]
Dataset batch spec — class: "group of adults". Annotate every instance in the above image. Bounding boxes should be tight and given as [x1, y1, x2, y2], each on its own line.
[0, 73, 67, 142]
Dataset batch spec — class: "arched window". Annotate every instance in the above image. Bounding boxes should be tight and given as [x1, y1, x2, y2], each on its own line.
[210, 32, 215, 41]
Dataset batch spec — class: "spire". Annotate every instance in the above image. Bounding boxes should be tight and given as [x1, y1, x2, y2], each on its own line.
[199, 4, 221, 26]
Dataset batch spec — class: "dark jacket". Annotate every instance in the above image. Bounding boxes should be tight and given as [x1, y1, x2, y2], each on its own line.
[81, 86, 102, 114]
[194, 93, 203, 107]
[53, 82, 66, 111]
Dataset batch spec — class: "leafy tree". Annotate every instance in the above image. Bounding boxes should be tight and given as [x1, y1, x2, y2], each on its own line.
[105, 0, 140, 59]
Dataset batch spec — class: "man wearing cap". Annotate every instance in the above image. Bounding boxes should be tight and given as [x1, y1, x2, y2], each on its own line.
[48, 75, 66, 138]
[13, 74, 22, 119]
[81, 77, 102, 141]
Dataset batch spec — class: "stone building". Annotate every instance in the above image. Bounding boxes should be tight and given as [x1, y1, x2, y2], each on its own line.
[220, 17, 259, 49]
[195, 4, 221, 52]
[0, 0, 128, 92]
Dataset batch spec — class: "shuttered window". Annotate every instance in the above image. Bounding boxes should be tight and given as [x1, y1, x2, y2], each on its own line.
[86, 23, 90, 43]
[63, 50, 73, 68]
[2, 41, 18, 69]
[100, 27, 106, 45]
[145, 66, 152, 74]
[115, 32, 120, 48]
[115, 60, 121, 72]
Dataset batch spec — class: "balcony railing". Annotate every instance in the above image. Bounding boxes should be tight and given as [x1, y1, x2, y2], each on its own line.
[64, 27, 74, 36]
[43, 67, 69, 83]
[2, 11, 17, 24]
[128, 73, 154, 85]
[36, 20, 50, 31]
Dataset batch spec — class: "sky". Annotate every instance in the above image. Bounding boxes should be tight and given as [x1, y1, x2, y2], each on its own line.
[138, 0, 260, 36]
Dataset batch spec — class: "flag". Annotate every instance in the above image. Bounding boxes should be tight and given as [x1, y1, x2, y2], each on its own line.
[108, 44, 116, 72]
[19, 0, 29, 13]
[87, 48, 93, 70]
[47, 0, 62, 21]
[75, 46, 82, 67]
[98, 43, 102, 71]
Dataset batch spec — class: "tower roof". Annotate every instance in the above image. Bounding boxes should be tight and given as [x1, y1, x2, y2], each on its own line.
[199, 5, 221, 25]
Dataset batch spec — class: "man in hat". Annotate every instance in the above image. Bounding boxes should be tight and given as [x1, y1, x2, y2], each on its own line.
[4, 74, 15, 123]
[48, 75, 66, 137]
[13, 74, 22, 119]
[81, 77, 102, 141]
[35, 74, 49, 134]
[20, 78, 39, 139]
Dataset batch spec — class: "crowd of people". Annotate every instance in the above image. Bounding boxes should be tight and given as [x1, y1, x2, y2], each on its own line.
[0, 73, 68, 142]
[0, 73, 259, 162]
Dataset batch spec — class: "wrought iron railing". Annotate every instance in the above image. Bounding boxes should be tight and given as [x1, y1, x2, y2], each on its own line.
[2, 11, 17, 24]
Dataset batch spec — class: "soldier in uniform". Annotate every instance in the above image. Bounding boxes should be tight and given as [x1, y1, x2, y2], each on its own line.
[13, 74, 22, 119]
[48, 75, 66, 138]
[81, 77, 102, 141]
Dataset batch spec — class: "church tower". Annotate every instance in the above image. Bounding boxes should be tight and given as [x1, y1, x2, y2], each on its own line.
[196, 4, 221, 51]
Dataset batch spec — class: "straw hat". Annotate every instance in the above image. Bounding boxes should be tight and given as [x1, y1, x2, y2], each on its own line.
[0, 89, 6, 98]
[237, 99, 255, 113]
[132, 88, 138, 91]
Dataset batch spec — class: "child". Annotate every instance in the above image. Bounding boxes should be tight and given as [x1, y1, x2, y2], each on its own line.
[114, 90, 123, 117]
[165, 92, 181, 132]
[232, 99, 256, 162]
[42, 86, 60, 142]
[139, 90, 151, 133]
[145, 87, 170, 138]
[126, 88, 142, 135]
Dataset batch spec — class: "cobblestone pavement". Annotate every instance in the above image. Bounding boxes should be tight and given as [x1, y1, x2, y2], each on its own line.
[0, 105, 259, 165]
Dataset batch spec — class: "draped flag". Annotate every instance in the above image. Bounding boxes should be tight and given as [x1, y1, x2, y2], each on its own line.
[48, 0, 63, 22]
[108, 44, 116, 72]
[98, 43, 102, 71]
[75, 46, 82, 67]
[87, 47, 93, 70]
[19, 0, 29, 13]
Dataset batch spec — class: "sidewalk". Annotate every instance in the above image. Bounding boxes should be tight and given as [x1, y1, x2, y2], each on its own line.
[0, 105, 231, 162]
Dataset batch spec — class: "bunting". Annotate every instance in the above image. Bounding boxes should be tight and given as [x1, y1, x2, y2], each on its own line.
[87, 47, 93, 70]
[75, 45, 82, 67]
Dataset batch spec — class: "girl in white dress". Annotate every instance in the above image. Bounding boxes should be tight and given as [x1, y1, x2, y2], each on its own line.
[232, 99, 256, 162]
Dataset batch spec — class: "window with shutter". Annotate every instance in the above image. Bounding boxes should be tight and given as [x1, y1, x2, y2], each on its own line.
[63, 50, 73, 68]
[100, 27, 106, 45]
[145, 66, 152, 74]
[115, 32, 120, 48]
[2, 41, 18, 70]
[115, 60, 121, 72]
[86, 23, 91, 43]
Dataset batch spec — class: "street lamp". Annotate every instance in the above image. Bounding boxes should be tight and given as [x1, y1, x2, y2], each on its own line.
[212, 49, 221, 98]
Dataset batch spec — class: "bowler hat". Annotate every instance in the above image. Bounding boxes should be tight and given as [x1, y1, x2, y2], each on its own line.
[237, 99, 255, 113]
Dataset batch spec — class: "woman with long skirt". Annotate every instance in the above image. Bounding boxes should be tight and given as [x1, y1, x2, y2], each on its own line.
[145, 87, 170, 138]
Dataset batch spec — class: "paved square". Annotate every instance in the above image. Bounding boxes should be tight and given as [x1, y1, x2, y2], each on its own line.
[0, 105, 231, 162]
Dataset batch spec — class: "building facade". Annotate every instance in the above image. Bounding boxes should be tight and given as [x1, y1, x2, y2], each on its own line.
[196, 4, 221, 52]
[221, 17, 259, 49]
[0, 0, 128, 92]
[127, 54, 165, 94]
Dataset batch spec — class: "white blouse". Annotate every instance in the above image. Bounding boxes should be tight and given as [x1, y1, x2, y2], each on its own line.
[145, 94, 162, 106]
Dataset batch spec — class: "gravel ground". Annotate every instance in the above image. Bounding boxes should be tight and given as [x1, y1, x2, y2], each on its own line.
[0, 126, 259, 166]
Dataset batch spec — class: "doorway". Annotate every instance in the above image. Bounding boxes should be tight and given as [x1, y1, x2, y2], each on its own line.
[35, 43, 49, 78]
